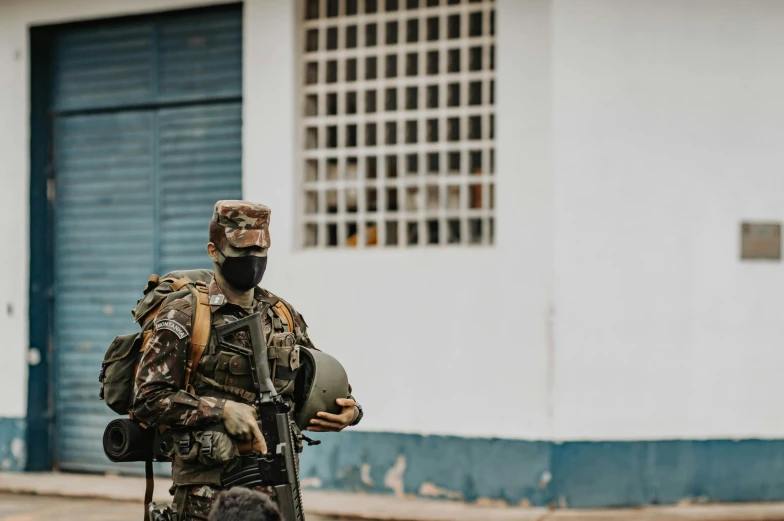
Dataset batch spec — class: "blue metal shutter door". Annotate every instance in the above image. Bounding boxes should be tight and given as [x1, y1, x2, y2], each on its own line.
[50, 6, 242, 473]
[54, 112, 155, 472]
[158, 103, 243, 274]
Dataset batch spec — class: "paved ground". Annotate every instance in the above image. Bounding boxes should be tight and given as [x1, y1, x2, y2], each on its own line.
[5, 493, 784, 521]
[0, 493, 341, 521]
[0, 472, 542, 521]
[4, 473, 784, 521]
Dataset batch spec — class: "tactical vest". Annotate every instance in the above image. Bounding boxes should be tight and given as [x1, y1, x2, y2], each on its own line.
[192, 302, 301, 405]
[170, 288, 303, 487]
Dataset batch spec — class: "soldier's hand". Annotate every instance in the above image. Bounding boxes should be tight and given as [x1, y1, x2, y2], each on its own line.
[306, 398, 358, 432]
[222, 400, 267, 454]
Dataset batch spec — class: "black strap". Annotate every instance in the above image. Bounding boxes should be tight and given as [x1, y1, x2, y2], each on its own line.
[144, 456, 154, 521]
[300, 433, 321, 446]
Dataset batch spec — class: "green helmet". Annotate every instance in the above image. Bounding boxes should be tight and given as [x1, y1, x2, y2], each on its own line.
[294, 347, 351, 430]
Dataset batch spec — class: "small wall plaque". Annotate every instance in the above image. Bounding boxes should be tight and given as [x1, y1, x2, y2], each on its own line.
[741, 222, 781, 261]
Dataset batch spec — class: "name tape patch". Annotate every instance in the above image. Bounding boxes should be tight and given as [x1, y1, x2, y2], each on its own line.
[156, 319, 189, 340]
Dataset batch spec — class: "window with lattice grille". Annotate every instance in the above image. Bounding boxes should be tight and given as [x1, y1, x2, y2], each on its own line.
[301, 0, 495, 248]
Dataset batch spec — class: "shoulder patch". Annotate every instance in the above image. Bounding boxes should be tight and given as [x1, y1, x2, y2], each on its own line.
[156, 319, 190, 340]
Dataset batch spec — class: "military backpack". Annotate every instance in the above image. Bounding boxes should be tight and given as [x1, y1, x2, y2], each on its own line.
[99, 269, 215, 416]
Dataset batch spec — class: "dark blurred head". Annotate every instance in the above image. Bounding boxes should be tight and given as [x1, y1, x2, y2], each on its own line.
[207, 488, 282, 521]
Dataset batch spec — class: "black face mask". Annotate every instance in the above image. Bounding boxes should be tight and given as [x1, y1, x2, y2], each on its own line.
[216, 250, 268, 291]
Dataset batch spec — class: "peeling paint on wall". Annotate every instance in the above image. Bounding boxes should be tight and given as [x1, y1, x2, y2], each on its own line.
[383, 455, 406, 497]
[360, 463, 374, 487]
[419, 482, 463, 501]
[0, 418, 25, 471]
[300, 477, 322, 489]
[299, 431, 551, 505]
[298, 432, 784, 508]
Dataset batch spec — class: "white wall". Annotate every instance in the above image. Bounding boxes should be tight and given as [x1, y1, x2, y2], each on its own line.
[0, 0, 554, 437]
[552, 0, 784, 440]
[0, 4, 29, 417]
[8, 0, 781, 443]
[245, 0, 554, 439]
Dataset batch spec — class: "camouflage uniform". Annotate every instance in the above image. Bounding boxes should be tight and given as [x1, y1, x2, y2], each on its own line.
[132, 201, 337, 520]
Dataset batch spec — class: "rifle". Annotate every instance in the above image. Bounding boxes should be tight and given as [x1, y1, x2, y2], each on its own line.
[215, 311, 305, 521]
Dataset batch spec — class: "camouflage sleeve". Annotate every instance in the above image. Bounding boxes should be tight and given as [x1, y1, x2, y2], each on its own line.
[132, 300, 226, 428]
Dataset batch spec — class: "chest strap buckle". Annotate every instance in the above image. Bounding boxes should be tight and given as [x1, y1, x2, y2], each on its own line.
[200, 431, 214, 457]
[177, 437, 191, 457]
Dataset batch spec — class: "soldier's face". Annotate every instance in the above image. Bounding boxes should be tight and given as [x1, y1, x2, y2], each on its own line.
[207, 242, 268, 264]
[222, 243, 268, 258]
[208, 242, 269, 291]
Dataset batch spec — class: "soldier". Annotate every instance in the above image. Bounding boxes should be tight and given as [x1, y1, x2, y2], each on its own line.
[132, 201, 363, 520]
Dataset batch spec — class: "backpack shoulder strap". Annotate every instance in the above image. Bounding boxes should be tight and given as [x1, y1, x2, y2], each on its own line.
[184, 282, 211, 392]
[144, 455, 154, 521]
[272, 300, 295, 333]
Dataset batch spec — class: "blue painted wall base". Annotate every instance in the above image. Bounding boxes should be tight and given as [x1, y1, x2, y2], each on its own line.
[3, 417, 784, 509]
[300, 432, 784, 508]
[0, 418, 26, 471]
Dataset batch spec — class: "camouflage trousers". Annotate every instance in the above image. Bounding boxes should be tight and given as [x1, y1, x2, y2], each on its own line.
[172, 485, 219, 521]
[172, 484, 276, 520]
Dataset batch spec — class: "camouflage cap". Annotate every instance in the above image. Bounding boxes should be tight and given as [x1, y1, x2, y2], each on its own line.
[212, 200, 271, 249]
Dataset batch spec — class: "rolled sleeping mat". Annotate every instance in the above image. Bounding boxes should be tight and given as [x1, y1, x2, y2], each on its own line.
[103, 418, 153, 463]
